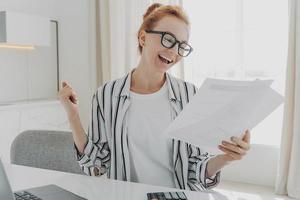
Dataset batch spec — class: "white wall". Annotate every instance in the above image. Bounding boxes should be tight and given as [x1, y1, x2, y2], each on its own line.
[0, 0, 94, 129]
[221, 144, 279, 187]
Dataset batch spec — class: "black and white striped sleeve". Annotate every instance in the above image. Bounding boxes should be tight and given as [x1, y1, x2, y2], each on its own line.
[187, 144, 221, 189]
[74, 86, 111, 177]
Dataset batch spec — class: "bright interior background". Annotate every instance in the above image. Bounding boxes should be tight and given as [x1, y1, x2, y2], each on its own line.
[183, 0, 288, 146]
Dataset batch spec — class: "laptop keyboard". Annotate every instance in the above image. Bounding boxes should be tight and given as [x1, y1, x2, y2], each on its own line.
[14, 191, 42, 200]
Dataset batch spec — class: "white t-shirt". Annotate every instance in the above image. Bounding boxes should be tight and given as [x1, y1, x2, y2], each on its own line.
[127, 81, 175, 188]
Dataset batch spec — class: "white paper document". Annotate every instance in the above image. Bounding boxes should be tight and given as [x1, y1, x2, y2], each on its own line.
[164, 78, 284, 154]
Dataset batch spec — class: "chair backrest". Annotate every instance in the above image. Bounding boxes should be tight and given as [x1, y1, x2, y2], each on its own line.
[10, 130, 83, 175]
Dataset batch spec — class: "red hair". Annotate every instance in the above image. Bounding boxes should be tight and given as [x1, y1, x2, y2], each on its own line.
[137, 3, 190, 54]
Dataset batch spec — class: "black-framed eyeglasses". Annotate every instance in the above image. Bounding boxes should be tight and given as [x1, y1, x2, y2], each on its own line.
[145, 30, 193, 57]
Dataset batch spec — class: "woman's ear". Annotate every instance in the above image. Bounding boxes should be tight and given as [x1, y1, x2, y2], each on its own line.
[139, 30, 146, 47]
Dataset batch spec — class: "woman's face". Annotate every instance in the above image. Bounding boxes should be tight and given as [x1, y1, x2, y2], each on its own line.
[140, 16, 190, 73]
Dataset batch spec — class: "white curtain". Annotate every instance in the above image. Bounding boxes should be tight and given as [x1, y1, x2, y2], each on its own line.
[95, 0, 149, 85]
[90, 0, 186, 88]
[275, 0, 300, 198]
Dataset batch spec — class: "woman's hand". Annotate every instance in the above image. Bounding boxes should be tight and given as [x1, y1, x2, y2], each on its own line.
[57, 81, 79, 119]
[206, 130, 251, 177]
[218, 130, 251, 162]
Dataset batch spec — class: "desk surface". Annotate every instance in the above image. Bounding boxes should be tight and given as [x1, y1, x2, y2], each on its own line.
[4, 163, 230, 200]
[4, 163, 293, 200]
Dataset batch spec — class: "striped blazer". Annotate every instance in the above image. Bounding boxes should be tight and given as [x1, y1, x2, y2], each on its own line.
[75, 70, 221, 191]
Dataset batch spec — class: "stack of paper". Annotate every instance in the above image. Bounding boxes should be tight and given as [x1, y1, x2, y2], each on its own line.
[164, 78, 284, 154]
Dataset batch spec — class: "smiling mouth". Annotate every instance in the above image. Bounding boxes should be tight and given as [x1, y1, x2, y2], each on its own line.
[158, 54, 173, 64]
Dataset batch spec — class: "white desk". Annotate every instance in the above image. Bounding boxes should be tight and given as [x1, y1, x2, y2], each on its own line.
[4, 163, 233, 200]
[4, 163, 294, 200]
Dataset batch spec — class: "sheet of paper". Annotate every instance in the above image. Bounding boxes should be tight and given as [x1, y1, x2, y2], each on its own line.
[163, 78, 284, 154]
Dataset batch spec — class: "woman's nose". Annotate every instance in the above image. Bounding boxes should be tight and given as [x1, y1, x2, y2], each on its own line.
[168, 43, 179, 56]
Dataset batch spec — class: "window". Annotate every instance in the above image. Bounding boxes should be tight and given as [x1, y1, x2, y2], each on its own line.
[182, 0, 288, 146]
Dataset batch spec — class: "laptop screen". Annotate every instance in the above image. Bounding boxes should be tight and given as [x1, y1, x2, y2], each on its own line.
[0, 159, 15, 200]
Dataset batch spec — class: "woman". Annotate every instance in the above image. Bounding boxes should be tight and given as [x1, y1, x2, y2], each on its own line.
[58, 3, 251, 191]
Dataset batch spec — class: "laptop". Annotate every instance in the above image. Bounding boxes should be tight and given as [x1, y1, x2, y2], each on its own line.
[0, 159, 86, 200]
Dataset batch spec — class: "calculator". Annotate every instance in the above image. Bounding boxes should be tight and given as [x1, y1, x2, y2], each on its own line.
[147, 191, 188, 200]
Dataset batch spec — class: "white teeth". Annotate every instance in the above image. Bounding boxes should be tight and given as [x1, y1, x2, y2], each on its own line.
[159, 54, 173, 63]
